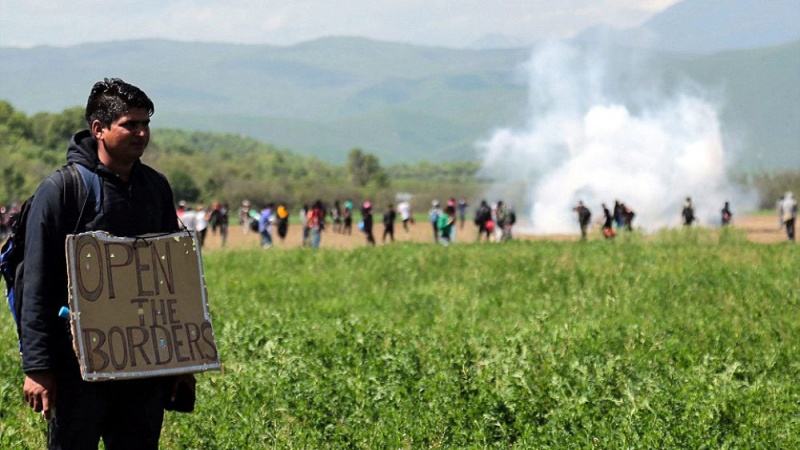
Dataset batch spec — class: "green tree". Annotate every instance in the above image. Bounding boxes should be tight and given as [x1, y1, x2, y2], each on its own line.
[347, 148, 388, 188]
[753, 170, 800, 209]
[169, 168, 201, 203]
[1, 166, 26, 202]
[0, 101, 33, 141]
[31, 107, 85, 149]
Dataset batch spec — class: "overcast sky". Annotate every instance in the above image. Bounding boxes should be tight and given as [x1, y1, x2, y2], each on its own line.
[0, 0, 679, 48]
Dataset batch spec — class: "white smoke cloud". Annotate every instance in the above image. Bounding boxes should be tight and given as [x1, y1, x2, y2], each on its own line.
[478, 40, 754, 234]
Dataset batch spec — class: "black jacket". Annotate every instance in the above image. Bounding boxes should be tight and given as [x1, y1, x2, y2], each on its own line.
[21, 130, 179, 374]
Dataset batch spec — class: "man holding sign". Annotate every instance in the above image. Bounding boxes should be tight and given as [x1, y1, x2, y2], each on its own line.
[21, 78, 197, 449]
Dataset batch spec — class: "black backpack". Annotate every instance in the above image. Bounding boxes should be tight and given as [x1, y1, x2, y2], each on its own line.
[475, 205, 490, 225]
[579, 207, 591, 225]
[0, 163, 100, 351]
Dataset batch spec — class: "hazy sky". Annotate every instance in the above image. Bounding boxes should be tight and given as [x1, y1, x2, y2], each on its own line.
[0, 0, 679, 48]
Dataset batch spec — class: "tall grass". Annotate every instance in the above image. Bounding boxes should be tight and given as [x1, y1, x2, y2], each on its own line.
[2, 232, 799, 448]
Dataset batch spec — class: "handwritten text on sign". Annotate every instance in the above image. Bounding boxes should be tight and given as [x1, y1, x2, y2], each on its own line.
[66, 232, 220, 381]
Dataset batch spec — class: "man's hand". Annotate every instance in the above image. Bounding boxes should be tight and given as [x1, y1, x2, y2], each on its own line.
[170, 373, 196, 402]
[23, 372, 57, 420]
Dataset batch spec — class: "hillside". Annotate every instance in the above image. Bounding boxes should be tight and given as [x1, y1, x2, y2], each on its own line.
[0, 38, 529, 164]
[669, 41, 800, 169]
[0, 37, 798, 168]
[640, 0, 800, 54]
[574, 0, 800, 54]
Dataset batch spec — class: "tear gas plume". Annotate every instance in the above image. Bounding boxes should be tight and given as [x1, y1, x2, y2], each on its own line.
[478, 40, 755, 234]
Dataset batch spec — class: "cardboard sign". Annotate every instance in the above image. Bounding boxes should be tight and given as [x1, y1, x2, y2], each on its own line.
[65, 231, 220, 381]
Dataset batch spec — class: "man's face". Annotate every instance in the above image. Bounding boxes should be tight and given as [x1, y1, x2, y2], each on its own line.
[94, 108, 150, 166]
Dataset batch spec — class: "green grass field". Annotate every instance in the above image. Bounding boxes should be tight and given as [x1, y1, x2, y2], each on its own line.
[1, 229, 799, 448]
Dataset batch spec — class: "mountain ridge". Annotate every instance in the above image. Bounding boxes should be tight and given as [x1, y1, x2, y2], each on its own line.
[0, 36, 797, 169]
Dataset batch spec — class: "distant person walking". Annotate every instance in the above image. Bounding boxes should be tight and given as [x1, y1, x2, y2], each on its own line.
[382, 203, 396, 243]
[475, 200, 492, 242]
[276, 203, 290, 241]
[778, 192, 797, 241]
[505, 206, 517, 240]
[180, 203, 197, 236]
[259, 203, 274, 249]
[429, 200, 441, 243]
[331, 200, 343, 234]
[613, 200, 624, 229]
[457, 198, 468, 230]
[300, 203, 310, 246]
[446, 198, 458, 242]
[622, 203, 635, 231]
[602, 203, 616, 239]
[219, 202, 230, 246]
[209, 201, 230, 246]
[209, 202, 221, 236]
[682, 197, 695, 226]
[573, 201, 592, 240]
[437, 205, 456, 246]
[397, 199, 412, 233]
[195, 204, 209, 247]
[247, 205, 260, 234]
[721, 201, 733, 226]
[308, 200, 324, 250]
[361, 201, 376, 246]
[494, 201, 509, 242]
[240, 200, 252, 235]
[343, 200, 353, 235]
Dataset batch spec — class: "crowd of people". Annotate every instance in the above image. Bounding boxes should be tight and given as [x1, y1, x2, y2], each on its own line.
[224, 191, 800, 247]
[571, 194, 798, 242]
[6, 191, 796, 251]
[573, 199, 636, 240]
[3, 191, 798, 250]
[176, 201, 230, 247]
[226, 197, 517, 249]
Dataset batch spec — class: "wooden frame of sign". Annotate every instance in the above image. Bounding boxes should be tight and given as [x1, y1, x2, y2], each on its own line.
[65, 231, 221, 381]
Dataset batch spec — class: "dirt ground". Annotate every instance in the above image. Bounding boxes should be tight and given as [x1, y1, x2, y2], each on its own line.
[199, 214, 792, 252]
[735, 214, 792, 244]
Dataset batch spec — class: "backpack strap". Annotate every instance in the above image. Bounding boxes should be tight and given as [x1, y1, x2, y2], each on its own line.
[58, 164, 102, 234]
[74, 164, 102, 217]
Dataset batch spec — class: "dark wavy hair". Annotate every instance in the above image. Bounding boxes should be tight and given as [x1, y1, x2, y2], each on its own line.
[85, 78, 154, 128]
